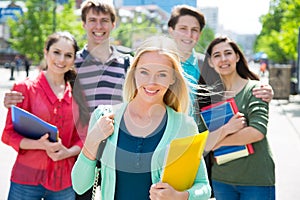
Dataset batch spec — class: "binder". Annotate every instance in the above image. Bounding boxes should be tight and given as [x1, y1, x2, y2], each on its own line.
[200, 98, 254, 165]
[161, 130, 209, 191]
[201, 98, 238, 132]
[11, 105, 58, 142]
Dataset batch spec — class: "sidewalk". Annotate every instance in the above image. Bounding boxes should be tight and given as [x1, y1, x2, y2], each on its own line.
[0, 66, 39, 89]
[0, 67, 39, 199]
[268, 96, 300, 199]
[1, 67, 300, 199]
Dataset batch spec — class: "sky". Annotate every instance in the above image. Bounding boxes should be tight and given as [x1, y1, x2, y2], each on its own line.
[198, 0, 271, 34]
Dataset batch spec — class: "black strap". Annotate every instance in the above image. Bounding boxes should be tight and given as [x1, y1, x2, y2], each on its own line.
[124, 56, 130, 72]
[94, 56, 130, 182]
[95, 140, 106, 168]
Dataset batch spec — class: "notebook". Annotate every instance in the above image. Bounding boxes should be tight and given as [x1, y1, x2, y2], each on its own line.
[11, 105, 58, 142]
[161, 130, 209, 191]
[200, 98, 238, 132]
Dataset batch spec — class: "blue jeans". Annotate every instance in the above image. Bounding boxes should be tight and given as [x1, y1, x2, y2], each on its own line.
[8, 182, 75, 200]
[212, 180, 275, 200]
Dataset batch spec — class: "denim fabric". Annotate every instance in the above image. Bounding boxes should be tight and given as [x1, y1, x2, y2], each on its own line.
[212, 180, 275, 200]
[8, 182, 75, 200]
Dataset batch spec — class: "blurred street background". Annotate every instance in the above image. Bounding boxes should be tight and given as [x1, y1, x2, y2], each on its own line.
[1, 0, 300, 199]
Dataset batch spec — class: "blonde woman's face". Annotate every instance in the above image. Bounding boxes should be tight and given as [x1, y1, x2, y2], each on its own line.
[134, 51, 175, 104]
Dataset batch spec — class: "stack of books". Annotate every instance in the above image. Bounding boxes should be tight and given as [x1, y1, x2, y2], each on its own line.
[200, 98, 254, 165]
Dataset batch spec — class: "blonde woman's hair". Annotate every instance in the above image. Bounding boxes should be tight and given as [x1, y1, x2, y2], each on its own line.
[123, 35, 190, 113]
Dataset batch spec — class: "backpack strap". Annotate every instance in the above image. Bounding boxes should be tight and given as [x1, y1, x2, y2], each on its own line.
[124, 56, 130, 72]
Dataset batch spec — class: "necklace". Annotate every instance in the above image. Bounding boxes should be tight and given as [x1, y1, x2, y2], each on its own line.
[125, 104, 165, 137]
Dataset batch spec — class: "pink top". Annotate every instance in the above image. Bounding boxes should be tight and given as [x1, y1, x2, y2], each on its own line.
[2, 71, 85, 191]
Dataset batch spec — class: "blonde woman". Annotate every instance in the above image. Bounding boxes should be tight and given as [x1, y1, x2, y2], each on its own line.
[72, 35, 211, 200]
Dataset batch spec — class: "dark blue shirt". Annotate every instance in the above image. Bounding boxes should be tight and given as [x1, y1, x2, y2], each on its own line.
[114, 113, 167, 200]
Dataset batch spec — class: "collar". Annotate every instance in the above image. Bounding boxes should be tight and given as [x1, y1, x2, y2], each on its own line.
[78, 44, 122, 64]
[183, 49, 198, 66]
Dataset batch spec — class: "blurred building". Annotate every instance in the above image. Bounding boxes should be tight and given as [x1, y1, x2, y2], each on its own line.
[200, 7, 218, 33]
[115, 0, 196, 13]
[0, 1, 25, 64]
[199, 5, 256, 59]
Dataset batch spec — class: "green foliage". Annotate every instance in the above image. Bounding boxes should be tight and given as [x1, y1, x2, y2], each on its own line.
[111, 12, 165, 49]
[195, 27, 215, 54]
[8, 0, 84, 64]
[254, 0, 300, 63]
[56, 2, 85, 48]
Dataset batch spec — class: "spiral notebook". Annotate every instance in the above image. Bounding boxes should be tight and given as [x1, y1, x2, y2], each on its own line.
[11, 105, 58, 142]
[161, 130, 209, 191]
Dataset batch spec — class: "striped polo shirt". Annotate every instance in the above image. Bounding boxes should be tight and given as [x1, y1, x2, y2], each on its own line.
[75, 45, 130, 112]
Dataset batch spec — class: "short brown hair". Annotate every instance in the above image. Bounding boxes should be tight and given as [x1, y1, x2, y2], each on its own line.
[168, 5, 205, 32]
[80, 0, 116, 23]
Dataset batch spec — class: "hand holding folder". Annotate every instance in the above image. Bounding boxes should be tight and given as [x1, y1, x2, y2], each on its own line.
[161, 130, 208, 191]
[200, 98, 254, 165]
[11, 105, 58, 142]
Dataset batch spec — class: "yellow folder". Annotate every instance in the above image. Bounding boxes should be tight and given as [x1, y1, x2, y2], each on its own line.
[161, 130, 209, 191]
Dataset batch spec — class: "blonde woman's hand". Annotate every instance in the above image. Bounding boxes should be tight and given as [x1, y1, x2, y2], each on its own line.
[95, 113, 115, 139]
[149, 182, 189, 200]
[83, 113, 114, 160]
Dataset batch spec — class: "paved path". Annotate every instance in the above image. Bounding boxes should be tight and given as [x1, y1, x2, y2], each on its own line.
[0, 67, 39, 199]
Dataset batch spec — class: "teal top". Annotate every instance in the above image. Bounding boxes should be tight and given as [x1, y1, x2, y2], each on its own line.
[212, 80, 275, 186]
[181, 49, 201, 119]
[72, 103, 211, 200]
[181, 49, 200, 86]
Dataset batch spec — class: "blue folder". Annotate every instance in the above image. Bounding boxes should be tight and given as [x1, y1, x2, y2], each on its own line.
[11, 105, 58, 142]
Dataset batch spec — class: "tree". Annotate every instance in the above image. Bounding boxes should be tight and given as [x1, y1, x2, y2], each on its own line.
[7, 0, 84, 64]
[254, 0, 300, 63]
[112, 10, 166, 49]
[195, 27, 215, 54]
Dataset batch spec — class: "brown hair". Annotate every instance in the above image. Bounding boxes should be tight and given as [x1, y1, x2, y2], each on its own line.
[206, 36, 259, 81]
[80, 0, 116, 23]
[168, 5, 205, 32]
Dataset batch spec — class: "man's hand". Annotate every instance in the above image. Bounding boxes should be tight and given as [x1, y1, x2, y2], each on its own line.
[4, 91, 24, 108]
[252, 84, 274, 103]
